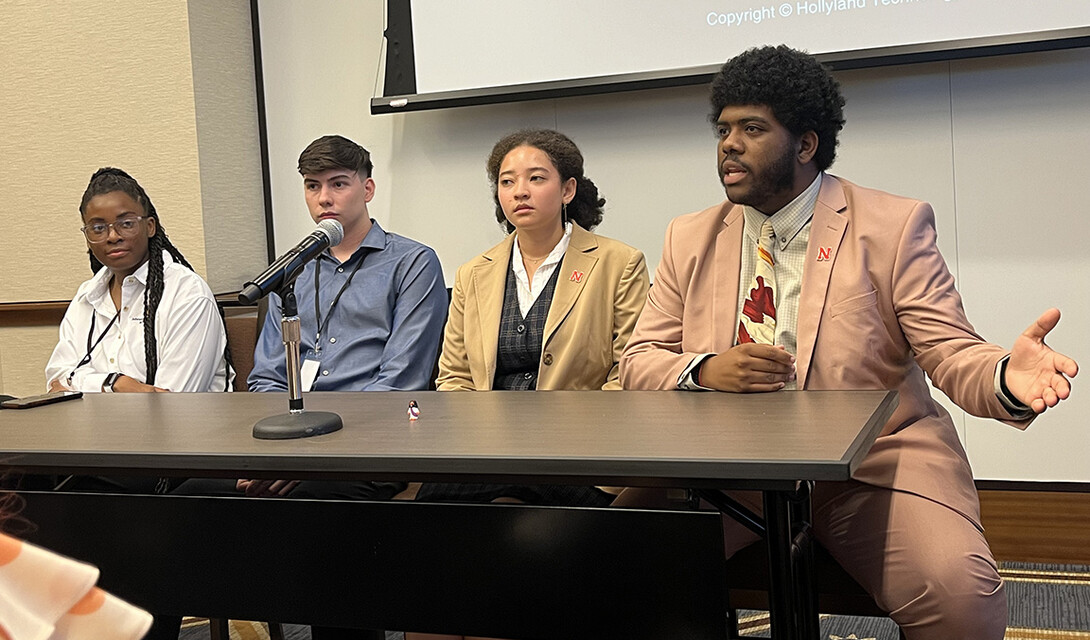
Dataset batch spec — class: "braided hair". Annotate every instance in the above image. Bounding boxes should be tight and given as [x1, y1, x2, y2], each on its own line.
[486, 129, 606, 233]
[79, 168, 233, 388]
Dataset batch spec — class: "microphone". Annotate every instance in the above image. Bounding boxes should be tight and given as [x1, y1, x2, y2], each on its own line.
[239, 219, 344, 304]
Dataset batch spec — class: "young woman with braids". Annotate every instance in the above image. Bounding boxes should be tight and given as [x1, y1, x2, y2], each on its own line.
[46, 167, 232, 394]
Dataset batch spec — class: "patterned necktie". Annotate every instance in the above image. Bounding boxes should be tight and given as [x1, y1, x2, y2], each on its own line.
[737, 219, 777, 345]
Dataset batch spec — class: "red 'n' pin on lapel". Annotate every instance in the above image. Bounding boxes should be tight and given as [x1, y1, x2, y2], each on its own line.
[570, 270, 584, 283]
[816, 247, 832, 262]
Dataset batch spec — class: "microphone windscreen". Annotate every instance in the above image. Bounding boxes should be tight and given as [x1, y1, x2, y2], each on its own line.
[316, 219, 345, 246]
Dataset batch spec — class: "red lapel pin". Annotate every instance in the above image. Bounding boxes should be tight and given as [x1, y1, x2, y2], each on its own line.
[816, 247, 832, 262]
[570, 270, 584, 283]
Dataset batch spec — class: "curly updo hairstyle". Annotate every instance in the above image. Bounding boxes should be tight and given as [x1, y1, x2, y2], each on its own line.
[486, 129, 605, 233]
[709, 45, 846, 171]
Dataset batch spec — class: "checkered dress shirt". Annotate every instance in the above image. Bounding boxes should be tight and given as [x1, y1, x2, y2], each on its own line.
[680, 173, 822, 390]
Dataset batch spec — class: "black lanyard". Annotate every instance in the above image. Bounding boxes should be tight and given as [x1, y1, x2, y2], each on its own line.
[312, 253, 366, 352]
[67, 307, 122, 383]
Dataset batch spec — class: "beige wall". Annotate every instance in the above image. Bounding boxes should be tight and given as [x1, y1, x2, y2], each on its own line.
[0, 0, 206, 300]
[0, 0, 265, 397]
[0, 327, 57, 398]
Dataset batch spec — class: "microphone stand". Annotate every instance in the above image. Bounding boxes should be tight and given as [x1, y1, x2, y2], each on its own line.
[252, 282, 343, 440]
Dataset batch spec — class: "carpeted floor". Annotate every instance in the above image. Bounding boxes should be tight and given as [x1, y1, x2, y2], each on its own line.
[179, 562, 1090, 640]
[734, 562, 1090, 640]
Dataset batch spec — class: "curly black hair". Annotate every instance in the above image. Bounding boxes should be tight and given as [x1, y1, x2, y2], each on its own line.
[709, 45, 846, 171]
[486, 129, 605, 233]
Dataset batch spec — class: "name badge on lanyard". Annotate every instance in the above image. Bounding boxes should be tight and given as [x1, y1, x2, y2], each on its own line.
[300, 356, 321, 393]
[307, 251, 366, 394]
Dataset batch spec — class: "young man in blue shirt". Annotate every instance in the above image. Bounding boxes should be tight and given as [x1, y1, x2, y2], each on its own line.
[174, 135, 448, 640]
[239, 135, 447, 502]
[248, 135, 447, 396]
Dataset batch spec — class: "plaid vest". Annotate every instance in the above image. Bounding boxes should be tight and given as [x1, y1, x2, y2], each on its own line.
[492, 264, 561, 390]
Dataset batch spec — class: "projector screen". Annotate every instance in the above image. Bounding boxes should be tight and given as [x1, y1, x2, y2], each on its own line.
[373, 0, 1090, 114]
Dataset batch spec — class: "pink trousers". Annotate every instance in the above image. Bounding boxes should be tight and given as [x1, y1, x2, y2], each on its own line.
[616, 481, 1007, 639]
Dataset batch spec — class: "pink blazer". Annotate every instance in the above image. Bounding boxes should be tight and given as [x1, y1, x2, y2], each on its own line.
[620, 174, 1032, 525]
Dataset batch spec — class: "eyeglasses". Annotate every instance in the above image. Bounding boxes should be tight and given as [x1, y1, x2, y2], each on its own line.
[80, 216, 148, 243]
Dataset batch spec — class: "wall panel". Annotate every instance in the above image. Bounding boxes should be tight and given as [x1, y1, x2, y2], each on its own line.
[0, 0, 265, 396]
[0, 0, 206, 301]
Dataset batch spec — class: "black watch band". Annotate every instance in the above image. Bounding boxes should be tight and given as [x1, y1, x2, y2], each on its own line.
[102, 372, 122, 393]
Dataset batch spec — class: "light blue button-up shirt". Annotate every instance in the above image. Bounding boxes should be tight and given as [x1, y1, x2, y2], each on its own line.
[248, 220, 447, 392]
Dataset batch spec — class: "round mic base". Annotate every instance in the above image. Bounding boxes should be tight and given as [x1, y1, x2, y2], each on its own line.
[252, 411, 343, 440]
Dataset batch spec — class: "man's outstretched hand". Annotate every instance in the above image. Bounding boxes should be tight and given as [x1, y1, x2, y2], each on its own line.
[1005, 308, 1079, 414]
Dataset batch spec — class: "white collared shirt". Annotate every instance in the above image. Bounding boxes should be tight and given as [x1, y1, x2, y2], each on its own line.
[510, 222, 572, 318]
[45, 251, 231, 392]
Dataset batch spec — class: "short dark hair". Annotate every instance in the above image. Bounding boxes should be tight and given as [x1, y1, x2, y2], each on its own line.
[298, 135, 373, 177]
[486, 129, 605, 233]
[709, 45, 846, 171]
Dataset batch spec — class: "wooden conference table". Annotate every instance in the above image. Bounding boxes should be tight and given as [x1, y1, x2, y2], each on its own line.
[0, 390, 896, 639]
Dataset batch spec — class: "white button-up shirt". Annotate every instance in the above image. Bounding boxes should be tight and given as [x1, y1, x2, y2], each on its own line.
[45, 252, 231, 392]
[510, 222, 573, 318]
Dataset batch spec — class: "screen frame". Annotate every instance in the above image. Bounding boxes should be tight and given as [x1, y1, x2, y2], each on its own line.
[372, 0, 1090, 116]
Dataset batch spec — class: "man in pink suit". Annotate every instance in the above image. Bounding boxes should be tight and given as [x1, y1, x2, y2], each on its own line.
[618, 45, 1078, 638]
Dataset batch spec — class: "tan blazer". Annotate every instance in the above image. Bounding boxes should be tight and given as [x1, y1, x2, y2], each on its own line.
[620, 174, 1032, 525]
[438, 223, 649, 391]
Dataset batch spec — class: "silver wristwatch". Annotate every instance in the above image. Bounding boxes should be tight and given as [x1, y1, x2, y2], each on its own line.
[102, 372, 122, 393]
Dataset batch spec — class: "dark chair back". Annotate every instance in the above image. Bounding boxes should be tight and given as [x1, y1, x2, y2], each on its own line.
[222, 304, 260, 391]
